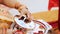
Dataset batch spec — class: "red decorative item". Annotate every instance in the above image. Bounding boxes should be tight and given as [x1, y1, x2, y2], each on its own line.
[13, 30, 24, 34]
[34, 32, 38, 34]
[38, 31, 43, 34]
[48, 0, 59, 10]
[34, 31, 43, 34]
[39, 25, 44, 29]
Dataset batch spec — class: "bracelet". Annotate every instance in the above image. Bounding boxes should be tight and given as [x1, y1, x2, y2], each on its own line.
[18, 5, 28, 11]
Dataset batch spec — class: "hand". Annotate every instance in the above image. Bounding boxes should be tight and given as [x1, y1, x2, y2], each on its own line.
[18, 5, 33, 21]
[0, 0, 33, 22]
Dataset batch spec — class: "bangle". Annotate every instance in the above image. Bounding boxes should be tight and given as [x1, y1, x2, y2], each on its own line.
[18, 5, 28, 11]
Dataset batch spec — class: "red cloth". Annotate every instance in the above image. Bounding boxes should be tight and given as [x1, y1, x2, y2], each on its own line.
[48, 21, 58, 28]
[13, 30, 24, 34]
[48, 0, 59, 10]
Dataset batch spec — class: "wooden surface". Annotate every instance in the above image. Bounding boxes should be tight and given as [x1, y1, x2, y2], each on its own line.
[32, 10, 58, 22]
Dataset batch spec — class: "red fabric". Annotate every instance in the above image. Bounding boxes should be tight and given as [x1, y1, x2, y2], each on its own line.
[48, 21, 58, 28]
[13, 30, 24, 34]
[48, 0, 59, 10]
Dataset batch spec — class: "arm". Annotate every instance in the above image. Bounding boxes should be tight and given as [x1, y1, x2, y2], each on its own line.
[18, 5, 32, 20]
[0, 0, 3, 3]
[3, 0, 26, 9]
[3, 0, 32, 20]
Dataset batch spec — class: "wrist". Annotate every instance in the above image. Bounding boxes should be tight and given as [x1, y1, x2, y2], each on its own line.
[0, 0, 3, 3]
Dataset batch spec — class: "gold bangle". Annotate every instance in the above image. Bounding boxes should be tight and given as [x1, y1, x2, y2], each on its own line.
[18, 5, 28, 10]
[0, 8, 4, 12]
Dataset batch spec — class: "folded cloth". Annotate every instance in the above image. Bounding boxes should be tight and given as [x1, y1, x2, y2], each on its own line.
[8, 8, 20, 17]
[37, 20, 52, 34]
[14, 17, 35, 29]
[14, 17, 52, 34]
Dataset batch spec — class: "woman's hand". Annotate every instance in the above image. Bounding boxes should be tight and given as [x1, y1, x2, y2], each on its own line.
[0, 0, 33, 21]
[18, 5, 32, 21]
